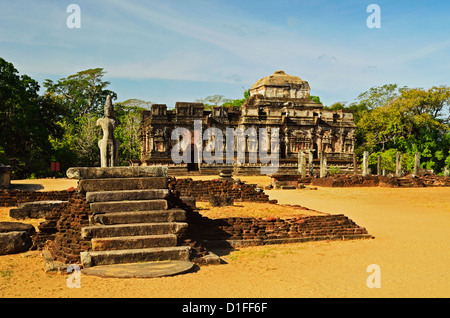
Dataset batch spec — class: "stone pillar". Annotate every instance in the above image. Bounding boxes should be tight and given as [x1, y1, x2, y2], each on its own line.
[353, 153, 357, 175]
[444, 167, 449, 177]
[396, 152, 402, 177]
[320, 152, 327, 178]
[362, 151, 369, 177]
[414, 152, 420, 176]
[377, 155, 381, 176]
[309, 150, 314, 176]
[197, 145, 202, 172]
[298, 151, 306, 178]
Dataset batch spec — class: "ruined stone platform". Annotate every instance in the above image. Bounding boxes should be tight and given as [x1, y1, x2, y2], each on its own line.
[67, 165, 194, 275]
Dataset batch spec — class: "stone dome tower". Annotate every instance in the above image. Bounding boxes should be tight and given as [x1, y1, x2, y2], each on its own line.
[249, 70, 311, 99]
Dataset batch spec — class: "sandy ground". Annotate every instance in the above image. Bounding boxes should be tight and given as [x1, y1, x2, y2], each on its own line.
[1, 177, 449, 298]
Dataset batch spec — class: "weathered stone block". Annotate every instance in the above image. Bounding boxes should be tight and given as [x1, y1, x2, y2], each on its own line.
[67, 166, 168, 179]
[77, 177, 168, 192]
[0, 231, 33, 255]
[80, 246, 190, 267]
[0, 222, 36, 236]
[92, 209, 186, 225]
[81, 222, 188, 239]
[86, 189, 169, 203]
[9, 201, 67, 219]
[90, 199, 168, 213]
[91, 234, 178, 251]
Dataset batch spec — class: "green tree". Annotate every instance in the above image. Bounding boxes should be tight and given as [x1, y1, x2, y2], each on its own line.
[44, 68, 118, 169]
[195, 94, 231, 110]
[0, 57, 66, 178]
[356, 84, 402, 110]
[43, 68, 117, 118]
[222, 89, 250, 109]
[357, 84, 450, 173]
[309, 95, 322, 104]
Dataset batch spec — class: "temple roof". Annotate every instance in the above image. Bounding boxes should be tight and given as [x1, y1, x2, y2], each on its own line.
[250, 70, 306, 90]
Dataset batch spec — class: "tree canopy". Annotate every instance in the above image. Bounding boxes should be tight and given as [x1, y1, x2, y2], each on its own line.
[348, 84, 450, 173]
[0, 57, 67, 178]
[196, 89, 250, 110]
[43, 68, 117, 118]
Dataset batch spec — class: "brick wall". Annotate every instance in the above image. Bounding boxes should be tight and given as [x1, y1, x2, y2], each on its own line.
[168, 178, 270, 202]
[0, 189, 73, 207]
[181, 208, 371, 248]
[285, 174, 450, 188]
[34, 192, 91, 264]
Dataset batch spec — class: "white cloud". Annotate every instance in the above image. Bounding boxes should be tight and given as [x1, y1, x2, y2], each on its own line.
[1, 0, 448, 106]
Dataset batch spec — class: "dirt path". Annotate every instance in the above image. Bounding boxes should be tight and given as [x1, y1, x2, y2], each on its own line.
[1, 179, 449, 297]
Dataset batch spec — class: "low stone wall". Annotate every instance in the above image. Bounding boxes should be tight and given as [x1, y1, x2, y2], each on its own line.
[0, 189, 73, 207]
[309, 174, 450, 187]
[272, 174, 450, 188]
[183, 209, 371, 248]
[168, 178, 270, 202]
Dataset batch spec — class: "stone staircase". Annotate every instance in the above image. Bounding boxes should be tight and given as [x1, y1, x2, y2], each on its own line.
[67, 166, 193, 277]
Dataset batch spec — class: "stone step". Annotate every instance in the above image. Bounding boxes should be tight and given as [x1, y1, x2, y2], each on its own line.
[90, 199, 168, 213]
[91, 234, 178, 251]
[81, 222, 188, 239]
[92, 209, 186, 225]
[86, 189, 169, 203]
[81, 246, 190, 267]
[81, 260, 195, 278]
[67, 166, 168, 180]
[9, 201, 68, 219]
[77, 177, 167, 192]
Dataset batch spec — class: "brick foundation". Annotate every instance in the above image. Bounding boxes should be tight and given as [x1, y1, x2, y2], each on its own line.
[0, 189, 73, 207]
[182, 209, 371, 248]
[168, 178, 270, 202]
[34, 192, 91, 264]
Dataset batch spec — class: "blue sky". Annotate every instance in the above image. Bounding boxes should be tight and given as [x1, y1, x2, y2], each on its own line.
[0, 0, 449, 107]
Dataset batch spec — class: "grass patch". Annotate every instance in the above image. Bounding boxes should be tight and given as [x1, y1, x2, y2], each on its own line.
[0, 269, 14, 279]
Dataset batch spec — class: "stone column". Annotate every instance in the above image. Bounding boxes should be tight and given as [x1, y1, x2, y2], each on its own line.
[444, 167, 449, 177]
[309, 150, 314, 176]
[414, 152, 420, 176]
[396, 152, 402, 177]
[298, 151, 306, 178]
[362, 151, 369, 177]
[320, 152, 327, 178]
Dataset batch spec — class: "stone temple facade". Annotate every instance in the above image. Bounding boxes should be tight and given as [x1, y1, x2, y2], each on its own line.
[138, 70, 355, 175]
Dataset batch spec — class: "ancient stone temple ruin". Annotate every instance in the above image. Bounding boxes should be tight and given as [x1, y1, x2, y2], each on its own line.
[138, 70, 356, 175]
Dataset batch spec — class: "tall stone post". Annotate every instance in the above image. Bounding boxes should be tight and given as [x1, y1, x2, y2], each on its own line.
[353, 153, 357, 175]
[309, 150, 314, 176]
[319, 151, 324, 178]
[396, 152, 402, 177]
[414, 152, 420, 176]
[320, 153, 327, 178]
[298, 151, 306, 178]
[444, 167, 449, 177]
[362, 151, 369, 177]
[377, 155, 381, 176]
